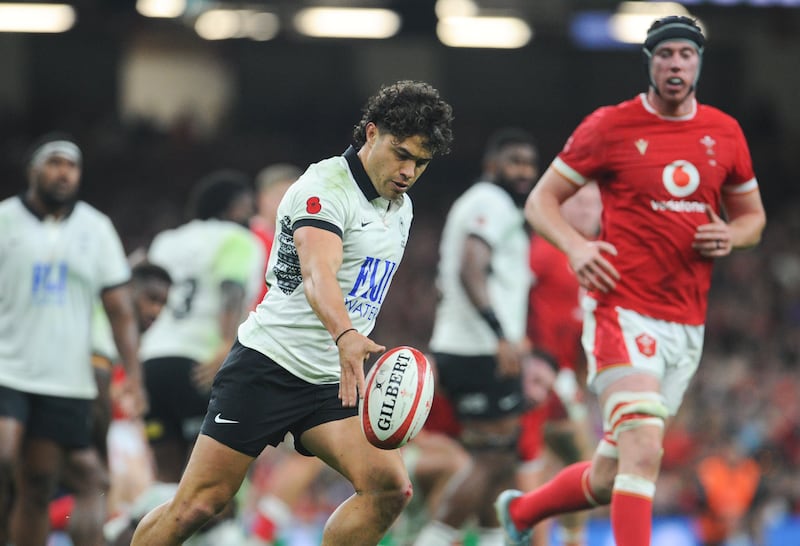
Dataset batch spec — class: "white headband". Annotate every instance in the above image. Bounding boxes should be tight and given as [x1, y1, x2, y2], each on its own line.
[30, 140, 82, 168]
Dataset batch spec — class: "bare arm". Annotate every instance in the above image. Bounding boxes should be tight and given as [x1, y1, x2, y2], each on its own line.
[294, 225, 385, 407]
[460, 235, 522, 377]
[102, 284, 147, 416]
[525, 167, 619, 292]
[693, 190, 767, 257]
[192, 280, 247, 391]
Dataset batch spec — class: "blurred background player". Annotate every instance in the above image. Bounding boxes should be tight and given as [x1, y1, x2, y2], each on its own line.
[0, 132, 146, 546]
[414, 128, 539, 546]
[517, 183, 602, 546]
[50, 261, 172, 544]
[250, 163, 303, 306]
[139, 169, 264, 483]
[496, 16, 766, 546]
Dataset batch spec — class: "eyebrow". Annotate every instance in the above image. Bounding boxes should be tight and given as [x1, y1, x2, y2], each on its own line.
[393, 142, 432, 163]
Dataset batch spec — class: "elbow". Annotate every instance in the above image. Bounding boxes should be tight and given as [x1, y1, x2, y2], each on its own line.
[524, 192, 540, 231]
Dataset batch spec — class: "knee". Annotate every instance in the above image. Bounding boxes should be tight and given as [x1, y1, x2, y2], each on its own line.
[359, 468, 413, 520]
[70, 453, 110, 495]
[620, 430, 663, 476]
[588, 465, 615, 503]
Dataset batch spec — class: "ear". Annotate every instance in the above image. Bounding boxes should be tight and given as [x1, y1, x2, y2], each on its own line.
[365, 122, 379, 144]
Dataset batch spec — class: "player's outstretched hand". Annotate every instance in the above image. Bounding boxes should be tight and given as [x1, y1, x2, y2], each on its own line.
[337, 332, 386, 407]
[569, 240, 619, 293]
[693, 205, 731, 258]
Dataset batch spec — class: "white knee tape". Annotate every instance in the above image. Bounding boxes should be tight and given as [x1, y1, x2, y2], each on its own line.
[603, 391, 669, 442]
[614, 473, 656, 499]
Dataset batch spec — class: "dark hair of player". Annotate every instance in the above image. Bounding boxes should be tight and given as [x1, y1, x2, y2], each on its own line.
[187, 169, 251, 221]
[482, 127, 536, 165]
[131, 261, 172, 287]
[352, 80, 455, 157]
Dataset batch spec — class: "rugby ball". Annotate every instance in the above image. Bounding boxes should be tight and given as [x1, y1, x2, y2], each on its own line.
[360, 346, 434, 450]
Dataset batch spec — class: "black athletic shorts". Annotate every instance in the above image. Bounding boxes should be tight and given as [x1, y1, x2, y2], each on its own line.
[433, 352, 525, 420]
[143, 356, 210, 444]
[0, 385, 92, 449]
[200, 339, 357, 458]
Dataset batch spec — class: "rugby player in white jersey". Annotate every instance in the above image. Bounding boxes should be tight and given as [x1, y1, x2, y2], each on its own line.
[139, 170, 265, 484]
[415, 128, 539, 546]
[131, 80, 454, 546]
[0, 133, 146, 546]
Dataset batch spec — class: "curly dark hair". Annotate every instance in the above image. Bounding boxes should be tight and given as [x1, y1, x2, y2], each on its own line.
[352, 80, 454, 157]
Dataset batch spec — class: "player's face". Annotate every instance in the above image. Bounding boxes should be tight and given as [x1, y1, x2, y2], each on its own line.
[31, 155, 81, 209]
[650, 40, 701, 104]
[361, 123, 433, 201]
[134, 279, 170, 332]
[494, 143, 539, 204]
[522, 356, 556, 406]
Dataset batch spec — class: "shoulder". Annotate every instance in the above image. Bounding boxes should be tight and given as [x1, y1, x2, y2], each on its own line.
[697, 103, 743, 130]
[74, 202, 116, 228]
[582, 97, 638, 128]
[297, 156, 351, 189]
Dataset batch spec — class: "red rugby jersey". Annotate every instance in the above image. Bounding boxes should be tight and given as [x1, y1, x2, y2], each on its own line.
[527, 236, 583, 371]
[553, 94, 758, 324]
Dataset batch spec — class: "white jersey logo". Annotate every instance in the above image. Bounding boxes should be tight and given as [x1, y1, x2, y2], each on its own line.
[662, 160, 700, 198]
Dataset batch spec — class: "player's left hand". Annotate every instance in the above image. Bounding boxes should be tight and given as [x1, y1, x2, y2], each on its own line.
[693, 205, 731, 258]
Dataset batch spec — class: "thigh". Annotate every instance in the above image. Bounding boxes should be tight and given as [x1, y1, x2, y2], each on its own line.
[170, 434, 254, 512]
[28, 393, 93, 449]
[0, 387, 28, 460]
[301, 416, 407, 490]
[661, 323, 704, 414]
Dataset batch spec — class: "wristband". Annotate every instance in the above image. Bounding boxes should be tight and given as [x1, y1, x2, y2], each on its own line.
[334, 327, 357, 346]
[478, 308, 505, 339]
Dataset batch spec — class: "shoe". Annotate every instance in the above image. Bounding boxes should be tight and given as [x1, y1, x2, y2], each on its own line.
[495, 489, 532, 546]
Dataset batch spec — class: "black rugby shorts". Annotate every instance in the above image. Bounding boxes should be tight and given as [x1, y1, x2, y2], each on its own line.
[434, 352, 525, 420]
[200, 339, 357, 457]
[0, 385, 92, 449]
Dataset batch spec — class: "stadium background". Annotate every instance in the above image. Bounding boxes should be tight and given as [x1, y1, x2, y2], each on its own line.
[1, 1, 799, 544]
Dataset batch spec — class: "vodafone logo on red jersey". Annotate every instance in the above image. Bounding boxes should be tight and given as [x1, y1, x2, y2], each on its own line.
[662, 160, 700, 198]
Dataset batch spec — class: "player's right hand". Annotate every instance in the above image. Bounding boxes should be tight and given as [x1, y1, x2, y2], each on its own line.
[337, 332, 385, 408]
[569, 240, 619, 293]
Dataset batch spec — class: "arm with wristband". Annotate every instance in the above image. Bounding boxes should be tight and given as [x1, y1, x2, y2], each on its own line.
[460, 235, 521, 377]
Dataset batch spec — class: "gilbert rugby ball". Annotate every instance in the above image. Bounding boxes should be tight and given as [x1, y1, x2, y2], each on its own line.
[360, 346, 434, 450]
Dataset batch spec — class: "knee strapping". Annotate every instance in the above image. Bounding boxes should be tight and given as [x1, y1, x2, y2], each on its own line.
[603, 391, 668, 444]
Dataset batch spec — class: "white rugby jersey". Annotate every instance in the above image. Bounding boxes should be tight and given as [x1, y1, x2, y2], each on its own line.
[140, 219, 264, 364]
[429, 181, 531, 355]
[0, 197, 130, 398]
[238, 146, 412, 384]
[91, 301, 117, 362]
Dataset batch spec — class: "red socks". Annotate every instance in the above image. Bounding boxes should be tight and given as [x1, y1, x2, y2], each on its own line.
[510, 461, 600, 529]
[610, 474, 655, 546]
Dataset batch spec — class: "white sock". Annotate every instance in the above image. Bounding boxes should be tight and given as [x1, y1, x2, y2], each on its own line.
[412, 520, 461, 546]
[476, 526, 505, 546]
